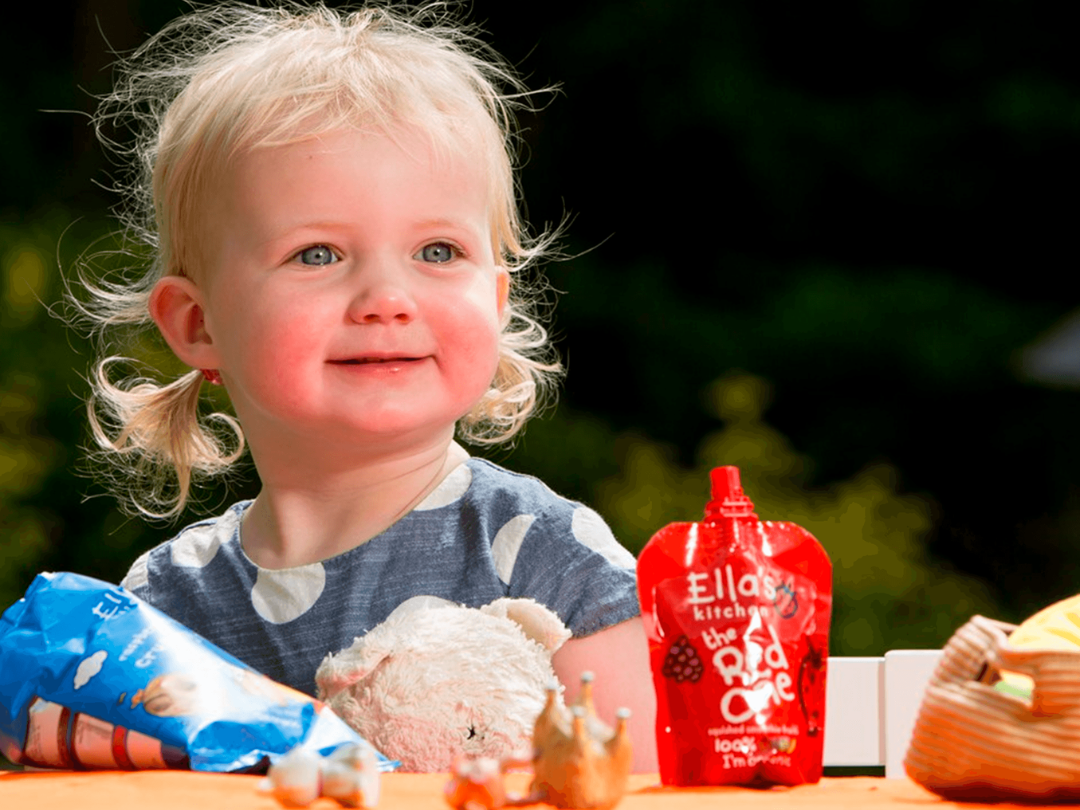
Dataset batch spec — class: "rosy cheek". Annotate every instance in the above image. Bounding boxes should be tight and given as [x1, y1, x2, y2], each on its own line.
[232, 308, 321, 388]
[267, 321, 318, 365]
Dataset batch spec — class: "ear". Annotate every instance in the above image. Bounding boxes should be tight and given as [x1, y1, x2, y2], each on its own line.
[482, 598, 571, 654]
[384, 594, 459, 623]
[149, 275, 221, 371]
[495, 267, 510, 318]
[315, 630, 393, 700]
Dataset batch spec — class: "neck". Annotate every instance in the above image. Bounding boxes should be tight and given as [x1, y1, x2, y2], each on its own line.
[241, 438, 470, 569]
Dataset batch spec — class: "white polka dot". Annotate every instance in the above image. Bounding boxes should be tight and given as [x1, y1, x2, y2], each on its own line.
[414, 464, 473, 511]
[171, 523, 224, 568]
[571, 507, 637, 569]
[491, 514, 536, 585]
[121, 552, 149, 591]
[251, 564, 327, 624]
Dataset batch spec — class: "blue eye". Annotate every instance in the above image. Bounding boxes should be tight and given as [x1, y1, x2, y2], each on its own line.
[296, 245, 339, 266]
[414, 242, 459, 263]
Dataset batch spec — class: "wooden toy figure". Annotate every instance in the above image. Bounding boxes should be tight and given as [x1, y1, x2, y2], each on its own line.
[529, 673, 633, 810]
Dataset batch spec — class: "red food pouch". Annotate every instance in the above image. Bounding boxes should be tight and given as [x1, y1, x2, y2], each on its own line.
[637, 466, 832, 786]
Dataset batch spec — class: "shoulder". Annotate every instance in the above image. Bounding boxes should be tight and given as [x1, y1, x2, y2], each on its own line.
[121, 500, 252, 596]
[460, 458, 581, 515]
[450, 457, 560, 500]
[412, 457, 566, 518]
[477, 460, 635, 565]
[459, 458, 636, 571]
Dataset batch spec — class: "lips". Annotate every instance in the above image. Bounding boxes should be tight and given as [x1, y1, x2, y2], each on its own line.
[327, 354, 429, 366]
[332, 357, 422, 364]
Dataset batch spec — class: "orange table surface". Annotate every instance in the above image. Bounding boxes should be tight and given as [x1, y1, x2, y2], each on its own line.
[2, 770, 1076, 810]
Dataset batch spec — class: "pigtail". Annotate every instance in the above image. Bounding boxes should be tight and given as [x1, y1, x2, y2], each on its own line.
[87, 359, 245, 519]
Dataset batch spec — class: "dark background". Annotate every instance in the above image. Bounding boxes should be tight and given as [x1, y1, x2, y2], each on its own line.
[4, 0, 1080, 658]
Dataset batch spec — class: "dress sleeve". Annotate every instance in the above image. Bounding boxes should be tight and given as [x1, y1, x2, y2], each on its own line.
[504, 497, 640, 638]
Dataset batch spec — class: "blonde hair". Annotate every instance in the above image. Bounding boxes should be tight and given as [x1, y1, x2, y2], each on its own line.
[74, 1, 562, 519]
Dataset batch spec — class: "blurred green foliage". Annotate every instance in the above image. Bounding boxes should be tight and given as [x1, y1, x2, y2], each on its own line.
[0, 215, 190, 613]
[1, 221, 71, 606]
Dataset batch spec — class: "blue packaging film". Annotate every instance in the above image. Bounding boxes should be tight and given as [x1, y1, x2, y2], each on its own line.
[0, 572, 395, 773]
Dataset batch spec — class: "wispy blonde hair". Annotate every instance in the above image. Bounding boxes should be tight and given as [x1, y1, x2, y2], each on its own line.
[72, 1, 563, 519]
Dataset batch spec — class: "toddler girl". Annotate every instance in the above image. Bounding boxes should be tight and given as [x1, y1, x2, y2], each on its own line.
[75, 2, 656, 770]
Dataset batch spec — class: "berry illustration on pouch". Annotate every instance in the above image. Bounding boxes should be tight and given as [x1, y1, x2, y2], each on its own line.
[661, 636, 704, 683]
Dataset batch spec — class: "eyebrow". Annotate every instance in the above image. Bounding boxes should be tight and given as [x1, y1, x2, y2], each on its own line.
[271, 221, 352, 233]
[273, 218, 476, 233]
[412, 217, 478, 231]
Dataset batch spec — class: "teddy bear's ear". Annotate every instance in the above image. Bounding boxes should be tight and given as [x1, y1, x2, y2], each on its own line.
[482, 598, 572, 653]
[384, 594, 459, 622]
[315, 627, 395, 700]
[315, 595, 461, 700]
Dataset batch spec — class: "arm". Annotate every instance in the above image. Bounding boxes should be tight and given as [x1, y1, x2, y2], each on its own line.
[551, 617, 658, 774]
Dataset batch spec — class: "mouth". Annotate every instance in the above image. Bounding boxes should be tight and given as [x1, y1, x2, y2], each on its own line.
[328, 355, 428, 366]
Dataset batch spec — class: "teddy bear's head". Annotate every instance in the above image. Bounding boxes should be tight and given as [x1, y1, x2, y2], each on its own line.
[315, 596, 571, 772]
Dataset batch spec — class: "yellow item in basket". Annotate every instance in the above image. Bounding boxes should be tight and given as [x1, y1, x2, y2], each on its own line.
[994, 593, 1080, 699]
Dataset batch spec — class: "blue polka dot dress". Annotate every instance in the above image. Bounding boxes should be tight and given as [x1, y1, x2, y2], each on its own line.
[121, 459, 640, 695]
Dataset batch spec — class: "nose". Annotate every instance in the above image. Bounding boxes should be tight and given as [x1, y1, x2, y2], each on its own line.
[346, 261, 418, 325]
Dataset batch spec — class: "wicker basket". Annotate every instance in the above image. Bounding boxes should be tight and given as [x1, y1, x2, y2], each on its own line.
[904, 614, 1080, 801]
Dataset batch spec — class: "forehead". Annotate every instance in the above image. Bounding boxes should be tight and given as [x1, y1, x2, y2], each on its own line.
[199, 126, 497, 256]
[241, 126, 487, 204]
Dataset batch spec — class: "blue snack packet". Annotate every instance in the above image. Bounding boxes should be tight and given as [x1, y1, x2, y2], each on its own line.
[0, 572, 394, 773]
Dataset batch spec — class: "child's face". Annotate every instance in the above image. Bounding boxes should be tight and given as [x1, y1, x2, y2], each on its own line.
[189, 126, 508, 453]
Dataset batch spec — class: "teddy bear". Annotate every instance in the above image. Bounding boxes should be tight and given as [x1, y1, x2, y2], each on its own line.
[315, 595, 572, 773]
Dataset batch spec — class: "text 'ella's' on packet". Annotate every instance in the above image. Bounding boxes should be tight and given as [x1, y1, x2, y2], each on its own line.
[0, 571, 393, 773]
[637, 466, 832, 786]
